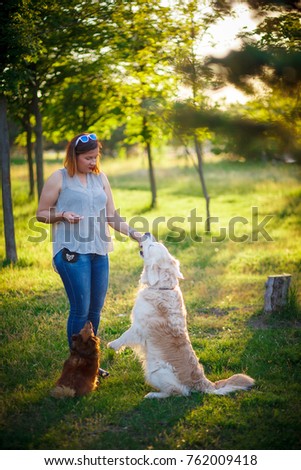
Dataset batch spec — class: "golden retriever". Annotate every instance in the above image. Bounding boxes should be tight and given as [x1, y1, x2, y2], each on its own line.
[51, 321, 100, 398]
[108, 235, 254, 398]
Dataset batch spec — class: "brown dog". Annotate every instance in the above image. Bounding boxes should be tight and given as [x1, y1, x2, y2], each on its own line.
[51, 321, 100, 398]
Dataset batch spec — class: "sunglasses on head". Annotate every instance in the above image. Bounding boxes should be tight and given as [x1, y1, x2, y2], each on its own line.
[75, 133, 97, 147]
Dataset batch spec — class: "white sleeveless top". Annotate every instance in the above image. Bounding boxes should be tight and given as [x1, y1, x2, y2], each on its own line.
[52, 169, 114, 257]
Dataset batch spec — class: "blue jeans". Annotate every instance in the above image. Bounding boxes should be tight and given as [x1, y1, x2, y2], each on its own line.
[53, 250, 109, 348]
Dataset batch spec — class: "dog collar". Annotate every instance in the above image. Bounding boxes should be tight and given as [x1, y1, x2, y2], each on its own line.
[149, 286, 175, 291]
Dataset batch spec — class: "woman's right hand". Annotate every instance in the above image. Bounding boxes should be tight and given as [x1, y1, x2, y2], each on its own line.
[129, 229, 144, 243]
[62, 212, 84, 224]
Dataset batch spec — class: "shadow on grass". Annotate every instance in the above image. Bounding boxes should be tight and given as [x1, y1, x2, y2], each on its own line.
[88, 392, 204, 450]
[2, 217, 300, 448]
[0, 359, 203, 450]
[1, 296, 301, 450]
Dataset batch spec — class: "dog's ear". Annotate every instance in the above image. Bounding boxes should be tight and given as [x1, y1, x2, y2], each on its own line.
[71, 334, 80, 350]
[162, 250, 184, 280]
[173, 259, 184, 279]
[148, 263, 160, 286]
[140, 263, 160, 285]
[140, 267, 148, 285]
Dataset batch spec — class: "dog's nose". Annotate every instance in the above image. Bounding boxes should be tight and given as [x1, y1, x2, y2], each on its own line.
[139, 233, 156, 258]
[142, 232, 150, 242]
[142, 232, 157, 242]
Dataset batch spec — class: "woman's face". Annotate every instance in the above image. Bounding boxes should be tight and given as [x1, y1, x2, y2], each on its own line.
[76, 148, 99, 174]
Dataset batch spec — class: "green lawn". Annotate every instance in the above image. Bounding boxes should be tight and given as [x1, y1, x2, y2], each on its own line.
[1, 153, 301, 450]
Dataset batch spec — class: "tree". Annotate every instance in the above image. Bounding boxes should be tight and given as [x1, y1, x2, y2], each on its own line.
[0, 96, 18, 263]
[172, 0, 222, 231]
[0, 0, 36, 263]
[173, 102, 276, 160]
[206, 1, 301, 161]
[7, 0, 112, 196]
[11, 0, 175, 211]
[103, 0, 176, 208]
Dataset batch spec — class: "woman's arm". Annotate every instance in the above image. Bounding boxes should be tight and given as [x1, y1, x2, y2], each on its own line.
[101, 172, 142, 241]
[36, 170, 82, 224]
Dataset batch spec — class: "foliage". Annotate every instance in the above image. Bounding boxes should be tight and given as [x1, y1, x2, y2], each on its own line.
[205, 1, 301, 161]
[173, 103, 276, 160]
[2, 0, 113, 144]
[171, 0, 219, 138]
[41, 0, 177, 147]
[100, 0, 177, 146]
[0, 0, 37, 94]
[4, 0, 300, 166]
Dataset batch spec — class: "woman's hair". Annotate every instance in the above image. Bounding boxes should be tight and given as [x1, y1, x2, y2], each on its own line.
[64, 133, 102, 176]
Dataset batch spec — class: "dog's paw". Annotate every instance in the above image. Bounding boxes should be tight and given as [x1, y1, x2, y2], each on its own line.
[107, 340, 120, 351]
[144, 392, 157, 399]
[144, 392, 170, 399]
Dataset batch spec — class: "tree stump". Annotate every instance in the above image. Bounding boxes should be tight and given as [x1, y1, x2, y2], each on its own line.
[264, 274, 291, 313]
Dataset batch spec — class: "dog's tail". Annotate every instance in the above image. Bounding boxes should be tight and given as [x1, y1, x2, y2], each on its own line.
[50, 385, 76, 399]
[207, 373, 255, 395]
[194, 371, 254, 395]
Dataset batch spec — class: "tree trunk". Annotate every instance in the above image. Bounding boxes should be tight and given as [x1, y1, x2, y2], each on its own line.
[264, 274, 291, 313]
[32, 84, 44, 197]
[146, 140, 157, 208]
[0, 94, 18, 263]
[26, 123, 35, 197]
[194, 135, 210, 232]
[142, 117, 157, 208]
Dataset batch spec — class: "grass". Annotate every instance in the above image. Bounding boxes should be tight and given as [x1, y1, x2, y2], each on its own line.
[1, 152, 301, 450]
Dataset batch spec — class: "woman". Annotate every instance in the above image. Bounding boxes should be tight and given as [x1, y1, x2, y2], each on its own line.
[36, 133, 142, 375]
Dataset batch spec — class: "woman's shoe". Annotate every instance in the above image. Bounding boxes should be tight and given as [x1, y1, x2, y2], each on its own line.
[98, 368, 110, 378]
